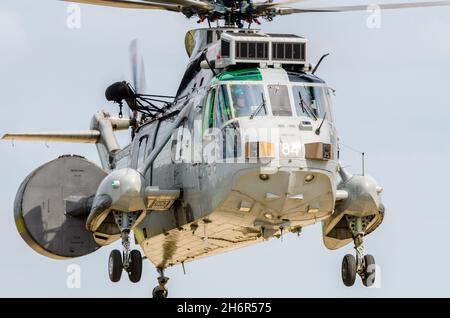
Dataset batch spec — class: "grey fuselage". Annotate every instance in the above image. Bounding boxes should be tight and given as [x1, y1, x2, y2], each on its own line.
[7, 27, 384, 270]
[113, 58, 341, 269]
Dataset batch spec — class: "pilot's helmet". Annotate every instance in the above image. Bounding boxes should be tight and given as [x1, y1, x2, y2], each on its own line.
[233, 85, 245, 100]
[232, 86, 245, 96]
[233, 86, 246, 107]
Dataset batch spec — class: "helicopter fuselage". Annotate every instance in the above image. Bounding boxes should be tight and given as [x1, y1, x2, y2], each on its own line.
[123, 65, 352, 268]
[7, 27, 384, 276]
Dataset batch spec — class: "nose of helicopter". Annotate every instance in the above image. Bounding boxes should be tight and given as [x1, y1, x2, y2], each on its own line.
[223, 117, 338, 221]
[235, 116, 334, 162]
[232, 168, 336, 218]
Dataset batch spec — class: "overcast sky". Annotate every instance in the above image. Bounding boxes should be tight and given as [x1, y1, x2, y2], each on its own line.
[1, 0, 450, 297]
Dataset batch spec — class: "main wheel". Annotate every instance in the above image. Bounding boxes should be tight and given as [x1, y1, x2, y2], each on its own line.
[362, 254, 376, 287]
[108, 250, 123, 283]
[341, 254, 357, 287]
[128, 250, 143, 283]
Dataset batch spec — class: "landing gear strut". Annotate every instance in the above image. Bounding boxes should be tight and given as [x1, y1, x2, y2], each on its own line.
[341, 216, 376, 287]
[108, 211, 143, 283]
[152, 268, 169, 298]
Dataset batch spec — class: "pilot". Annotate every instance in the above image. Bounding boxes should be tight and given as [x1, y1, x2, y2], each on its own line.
[311, 99, 319, 118]
[233, 87, 251, 117]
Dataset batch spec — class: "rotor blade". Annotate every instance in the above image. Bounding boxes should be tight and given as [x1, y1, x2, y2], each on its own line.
[268, 1, 450, 15]
[129, 39, 149, 121]
[61, 0, 213, 11]
[139, 56, 147, 94]
[129, 41, 147, 93]
[2, 131, 101, 143]
[253, 0, 311, 10]
[61, 0, 182, 11]
[130, 39, 139, 92]
[148, 0, 212, 10]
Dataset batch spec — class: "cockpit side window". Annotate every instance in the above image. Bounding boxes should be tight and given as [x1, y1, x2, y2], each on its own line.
[218, 85, 232, 124]
[202, 88, 216, 134]
[211, 85, 232, 128]
[268, 85, 292, 116]
[209, 89, 215, 128]
[230, 84, 266, 118]
[293, 86, 330, 120]
[213, 89, 221, 128]
[324, 88, 335, 122]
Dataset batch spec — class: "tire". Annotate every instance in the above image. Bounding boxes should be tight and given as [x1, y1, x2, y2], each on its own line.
[362, 254, 376, 287]
[341, 254, 357, 287]
[128, 250, 143, 283]
[153, 288, 168, 298]
[108, 250, 123, 283]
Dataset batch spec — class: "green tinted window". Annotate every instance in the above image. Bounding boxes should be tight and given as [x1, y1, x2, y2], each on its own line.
[202, 88, 215, 134]
[213, 68, 262, 83]
[209, 89, 215, 128]
[218, 85, 232, 124]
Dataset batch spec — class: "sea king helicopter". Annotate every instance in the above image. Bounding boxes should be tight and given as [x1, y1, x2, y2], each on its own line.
[3, 0, 449, 298]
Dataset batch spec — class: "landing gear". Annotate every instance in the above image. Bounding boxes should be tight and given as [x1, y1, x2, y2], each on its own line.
[341, 216, 377, 287]
[362, 254, 376, 287]
[108, 250, 123, 282]
[108, 211, 143, 283]
[107, 247, 143, 284]
[152, 268, 169, 298]
[341, 254, 356, 287]
[128, 249, 143, 283]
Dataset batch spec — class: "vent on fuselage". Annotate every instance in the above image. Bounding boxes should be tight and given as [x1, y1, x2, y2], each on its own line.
[235, 41, 269, 60]
[272, 42, 306, 62]
[215, 31, 308, 69]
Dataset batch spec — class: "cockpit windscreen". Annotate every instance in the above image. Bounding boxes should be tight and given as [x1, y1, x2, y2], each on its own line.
[230, 84, 266, 118]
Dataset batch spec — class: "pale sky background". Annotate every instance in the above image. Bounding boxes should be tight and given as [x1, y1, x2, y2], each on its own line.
[0, 0, 449, 297]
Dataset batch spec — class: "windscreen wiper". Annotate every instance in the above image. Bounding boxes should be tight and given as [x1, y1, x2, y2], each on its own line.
[250, 93, 267, 119]
[315, 112, 327, 135]
[298, 92, 318, 121]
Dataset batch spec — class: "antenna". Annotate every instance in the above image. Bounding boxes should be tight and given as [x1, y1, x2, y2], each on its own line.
[362, 152, 365, 176]
[340, 142, 366, 176]
[312, 53, 330, 75]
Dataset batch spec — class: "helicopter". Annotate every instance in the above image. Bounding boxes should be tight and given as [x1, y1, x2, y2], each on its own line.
[3, 0, 450, 298]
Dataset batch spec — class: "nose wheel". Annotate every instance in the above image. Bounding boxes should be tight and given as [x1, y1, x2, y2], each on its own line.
[152, 268, 169, 298]
[341, 216, 377, 287]
[108, 211, 143, 283]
